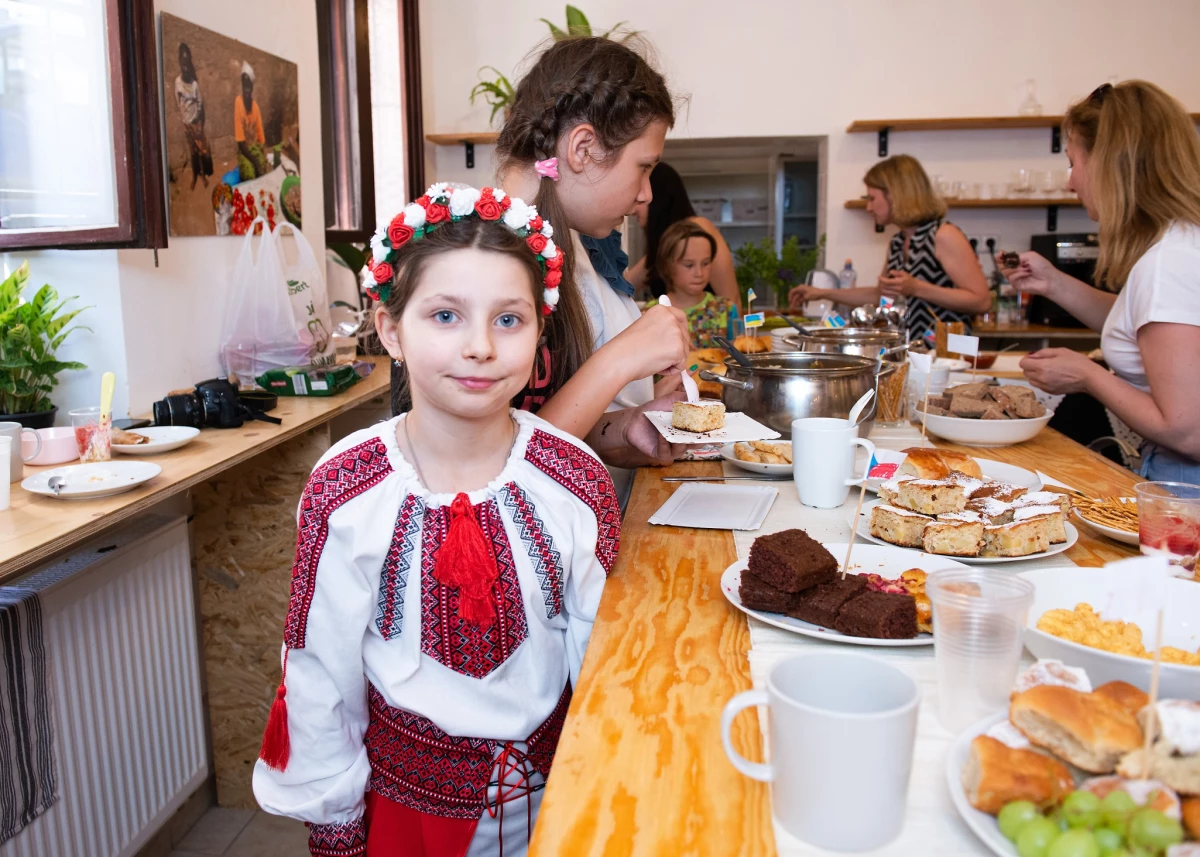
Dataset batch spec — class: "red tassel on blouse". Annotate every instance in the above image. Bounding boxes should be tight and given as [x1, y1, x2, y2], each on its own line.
[259, 651, 291, 771]
[434, 493, 499, 628]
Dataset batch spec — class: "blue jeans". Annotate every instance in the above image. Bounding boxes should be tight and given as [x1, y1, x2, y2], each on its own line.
[1140, 442, 1200, 484]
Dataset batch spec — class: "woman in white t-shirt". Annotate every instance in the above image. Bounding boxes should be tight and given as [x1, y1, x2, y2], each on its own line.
[1000, 80, 1200, 482]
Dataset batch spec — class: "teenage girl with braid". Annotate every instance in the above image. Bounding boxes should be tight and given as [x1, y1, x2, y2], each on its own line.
[253, 185, 616, 857]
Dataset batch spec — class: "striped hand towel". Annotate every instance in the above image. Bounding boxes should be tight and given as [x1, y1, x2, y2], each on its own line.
[0, 586, 57, 844]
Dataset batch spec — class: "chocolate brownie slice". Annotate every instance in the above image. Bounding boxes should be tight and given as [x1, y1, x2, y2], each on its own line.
[788, 575, 868, 628]
[747, 529, 837, 593]
[833, 591, 918, 639]
[738, 572, 796, 614]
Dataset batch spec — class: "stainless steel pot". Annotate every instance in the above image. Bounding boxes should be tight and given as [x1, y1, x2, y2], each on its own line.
[783, 327, 906, 361]
[700, 352, 885, 439]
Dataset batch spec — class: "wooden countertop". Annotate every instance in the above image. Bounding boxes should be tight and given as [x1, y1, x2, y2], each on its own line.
[973, 321, 1098, 340]
[0, 358, 390, 583]
[529, 428, 1140, 857]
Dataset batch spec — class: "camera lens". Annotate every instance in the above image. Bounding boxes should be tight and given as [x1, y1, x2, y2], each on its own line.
[152, 393, 204, 428]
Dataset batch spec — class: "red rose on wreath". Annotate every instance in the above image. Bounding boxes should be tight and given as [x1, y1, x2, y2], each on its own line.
[527, 233, 548, 254]
[545, 251, 563, 271]
[373, 262, 395, 284]
[475, 197, 502, 221]
[530, 215, 544, 232]
[415, 195, 430, 208]
[388, 214, 414, 247]
[544, 270, 562, 289]
[426, 203, 450, 224]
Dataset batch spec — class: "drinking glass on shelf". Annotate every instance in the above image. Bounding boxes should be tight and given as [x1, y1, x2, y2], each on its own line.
[69, 406, 111, 463]
[1036, 171, 1056, 197]
[989, 182, 1007, 200]
[1135, 481, 1200, 563]
[971, 182, 985, 200]
[1053, 169, 1070, 194]
[1011, 169, 1033, 195]
[951, 181, 968, 200]
[937, 179, 952, 198]
[1019, 78, 1043, 116]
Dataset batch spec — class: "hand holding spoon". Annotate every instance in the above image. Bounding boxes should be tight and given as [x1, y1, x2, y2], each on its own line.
[657, 296, 700, 403]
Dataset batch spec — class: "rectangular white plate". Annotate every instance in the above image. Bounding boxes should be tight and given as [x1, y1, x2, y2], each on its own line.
[644, 410, 781, 444]
[649, 483, 778, 530]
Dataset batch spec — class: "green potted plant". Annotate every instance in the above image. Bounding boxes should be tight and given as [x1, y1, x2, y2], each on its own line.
[0, 261, 90, 428]
[470, 6, 637, 127]
[734, 235, 826, 308]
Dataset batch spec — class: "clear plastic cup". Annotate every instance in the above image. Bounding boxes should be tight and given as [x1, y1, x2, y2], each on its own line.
[1135, 481, 1200, 562]
[69, 405, 111, 463]
[926, 569, 1034, 733]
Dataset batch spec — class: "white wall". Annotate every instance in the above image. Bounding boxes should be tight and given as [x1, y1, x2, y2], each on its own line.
[418, 0, 1200, 275]
[3, 0, 325, 418]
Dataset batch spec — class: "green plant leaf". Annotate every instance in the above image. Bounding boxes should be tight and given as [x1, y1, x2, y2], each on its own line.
[0, 356, 32, 370]
[539, 18, 567, 40]
[328, 243, 367, 275]
[565, 5, 591, 36]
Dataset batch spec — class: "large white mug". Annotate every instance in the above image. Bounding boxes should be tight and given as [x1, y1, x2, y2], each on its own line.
[721, 653, 920, 852]
[791, 417, 875, 508]
[0, 421, 42, 483]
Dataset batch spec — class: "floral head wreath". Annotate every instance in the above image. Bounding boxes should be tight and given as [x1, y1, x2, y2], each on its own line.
[363, 183, 563, 314]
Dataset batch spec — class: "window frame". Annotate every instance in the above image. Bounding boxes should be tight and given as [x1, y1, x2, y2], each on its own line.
[0, 0, 167, 252]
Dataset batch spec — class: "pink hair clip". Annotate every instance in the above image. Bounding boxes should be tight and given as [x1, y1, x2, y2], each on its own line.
[534, 158, 559, 181]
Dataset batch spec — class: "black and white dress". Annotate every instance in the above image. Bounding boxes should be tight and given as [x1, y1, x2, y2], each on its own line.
[886, 219, 972, 340]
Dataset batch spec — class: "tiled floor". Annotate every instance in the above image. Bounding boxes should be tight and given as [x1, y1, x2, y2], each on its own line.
[170, 807, 309, 857]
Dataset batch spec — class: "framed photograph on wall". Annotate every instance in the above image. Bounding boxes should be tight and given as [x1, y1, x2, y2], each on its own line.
[160, 12, 301, 237]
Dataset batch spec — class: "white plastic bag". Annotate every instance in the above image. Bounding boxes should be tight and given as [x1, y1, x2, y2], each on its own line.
[220, 218, 335, 384]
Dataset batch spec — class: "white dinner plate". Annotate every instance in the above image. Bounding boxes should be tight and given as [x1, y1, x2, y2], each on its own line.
[719, 441, 792, 476]
[1019, 565, 1200, 700]
[1071, 498, 1139, 546]
[22, 461, 162, 499]
[851, 498, 1078, 564]
[720, 543, 974, 647]
[858, 451, 1043, 495]
[946, 711, 1021, 857]
[112, 426, 201, 454]
[644, 410, 781, 444]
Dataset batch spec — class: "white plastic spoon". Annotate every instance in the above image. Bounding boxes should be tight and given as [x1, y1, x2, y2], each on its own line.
[848, 388, 875, 426]
[657, 296, 700, 403]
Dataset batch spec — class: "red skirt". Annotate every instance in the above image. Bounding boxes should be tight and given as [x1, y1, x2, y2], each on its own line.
[364, 790, 479, 857]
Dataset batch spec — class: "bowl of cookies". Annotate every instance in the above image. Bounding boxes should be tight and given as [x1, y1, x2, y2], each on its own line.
[916, 381, 1053, 447]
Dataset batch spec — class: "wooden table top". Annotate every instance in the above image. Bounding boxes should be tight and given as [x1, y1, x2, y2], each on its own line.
[0, 358, 390, 584]
[529, 428, 1141, 857]
[973, 321, 1098, 340]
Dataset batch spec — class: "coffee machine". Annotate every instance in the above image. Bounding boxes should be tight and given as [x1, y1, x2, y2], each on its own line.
[1025, 233, 1100, 327]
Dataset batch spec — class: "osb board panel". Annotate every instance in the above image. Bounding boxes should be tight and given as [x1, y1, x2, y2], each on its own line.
[193, 426, 330, 809]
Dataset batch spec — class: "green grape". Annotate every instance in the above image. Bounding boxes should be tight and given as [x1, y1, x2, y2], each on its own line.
[1018, 817, 1063, 857]
[1127, 808, 1184, 852]
[1092, 827, 1124, 856]
[1101, 790, 1138, 833]
[1000, 801, 1043, 842]
[1062, 791, 1104, 829]
[1047, 829, 1100, 857]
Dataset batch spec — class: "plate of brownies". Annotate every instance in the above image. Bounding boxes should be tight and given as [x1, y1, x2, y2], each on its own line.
[721, 528, 972, 646]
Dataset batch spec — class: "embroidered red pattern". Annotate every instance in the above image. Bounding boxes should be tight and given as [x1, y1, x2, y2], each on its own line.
[375, 494, 424, 641]
[524, 429, 620, 574]
[419, 499, 528, 678]
[285, 440, 393, 649]
[501, 482, 563, 619]
[363, 683, 572, 819]
[307, 817, 367, 856]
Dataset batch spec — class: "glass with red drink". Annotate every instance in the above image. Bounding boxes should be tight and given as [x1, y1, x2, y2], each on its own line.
[1135, 481, 1200, 564]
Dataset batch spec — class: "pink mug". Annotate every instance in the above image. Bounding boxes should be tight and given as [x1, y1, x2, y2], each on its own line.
[22, 426, 79, 468]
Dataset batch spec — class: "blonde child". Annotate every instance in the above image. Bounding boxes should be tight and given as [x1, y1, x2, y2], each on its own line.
[647, 220, 739, 348]
[253, 185, 618, 857]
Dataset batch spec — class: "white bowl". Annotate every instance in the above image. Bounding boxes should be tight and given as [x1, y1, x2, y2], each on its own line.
[23, 426, 81, 466]
[1019, 566, 1200, 700]
[916, 408, 1053, 448]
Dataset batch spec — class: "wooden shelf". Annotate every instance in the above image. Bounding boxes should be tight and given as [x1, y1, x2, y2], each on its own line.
[715, 220, 770, 228]
[844, 197, 1081, 209]
[847, 114, 1200, 133]
[425, 132, 499, 145]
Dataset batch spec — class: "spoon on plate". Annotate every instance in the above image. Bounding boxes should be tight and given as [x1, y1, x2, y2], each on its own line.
[48, 475, 65, 496]
[657, 296, 700, 403]
[848, 388, 875, 426]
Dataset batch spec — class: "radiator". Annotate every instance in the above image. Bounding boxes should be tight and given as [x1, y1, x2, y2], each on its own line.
[1, 516, 208, 857]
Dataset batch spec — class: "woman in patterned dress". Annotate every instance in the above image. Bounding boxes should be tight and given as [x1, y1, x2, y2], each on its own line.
[789, 155, 990, 341]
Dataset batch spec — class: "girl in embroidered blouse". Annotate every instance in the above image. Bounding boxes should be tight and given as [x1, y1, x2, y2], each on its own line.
[253, 185, 617, 857]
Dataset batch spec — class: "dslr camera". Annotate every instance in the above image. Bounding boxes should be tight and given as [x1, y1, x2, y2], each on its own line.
[152, 378, 246, 429]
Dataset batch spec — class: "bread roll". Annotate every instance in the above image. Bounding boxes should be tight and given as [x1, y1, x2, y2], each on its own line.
[690, 348, 728, 365]
[898, 447, 982, 480]
[733, 335, 771, 354]
[1010, 685, 1143, 773]
[1092, 681, 1150, 718]
[961, 735, 1074, 814]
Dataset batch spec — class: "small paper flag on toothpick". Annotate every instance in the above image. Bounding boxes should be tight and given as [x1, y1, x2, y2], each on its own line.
[947, 333, 980, 357]
[747, 288, 757, 303]
[744, 312, 765, 329]
[908, 351, 933, 374]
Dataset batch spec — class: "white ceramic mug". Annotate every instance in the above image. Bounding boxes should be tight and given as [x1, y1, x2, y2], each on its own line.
[0, 421, 42, 482]
[721, 653, 920, 852]
[791, 417, 875, 508]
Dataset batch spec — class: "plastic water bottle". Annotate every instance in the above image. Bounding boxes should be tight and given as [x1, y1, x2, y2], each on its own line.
[838, 259, 857, 289]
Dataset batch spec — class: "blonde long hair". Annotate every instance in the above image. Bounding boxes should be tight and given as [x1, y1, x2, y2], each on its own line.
[863, 155, 947, 227]
[1065, 80, 1200, 288]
